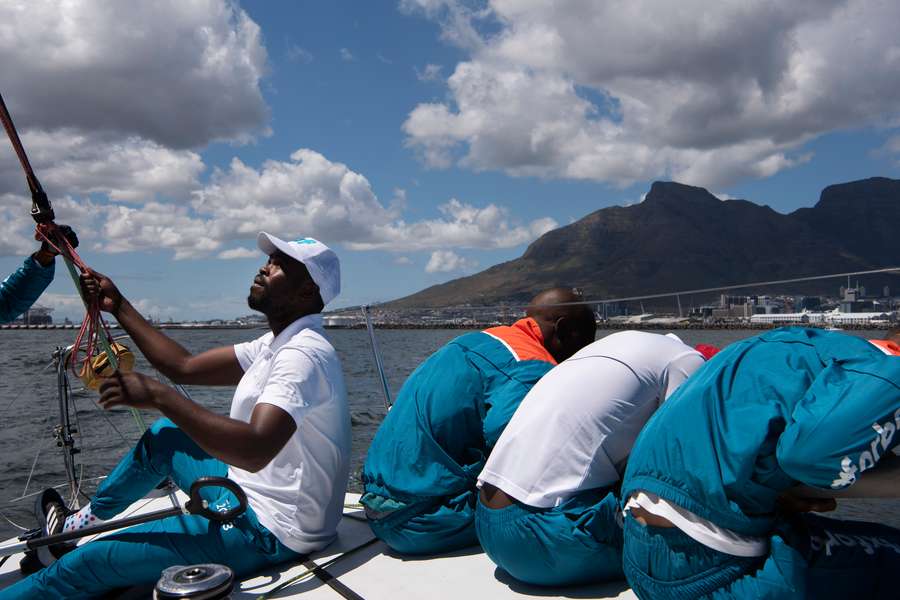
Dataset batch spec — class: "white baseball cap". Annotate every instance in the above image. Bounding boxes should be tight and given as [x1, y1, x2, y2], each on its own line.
[257, 232, 341, 306]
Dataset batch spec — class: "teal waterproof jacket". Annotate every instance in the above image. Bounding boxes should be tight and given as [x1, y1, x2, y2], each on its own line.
[623, 327, 900, 537]
[0, 256, 54, 324]
[362, 318, 557, 507]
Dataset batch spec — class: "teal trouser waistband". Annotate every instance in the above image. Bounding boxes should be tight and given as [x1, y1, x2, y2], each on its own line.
[475, 489, 623, 586]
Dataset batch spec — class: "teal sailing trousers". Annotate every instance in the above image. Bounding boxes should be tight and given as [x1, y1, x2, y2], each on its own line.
[365, 488, 478, 555]
[475, 490, 624, 586]
[0, 418, 300, 600]
[622, 512, 900, 599]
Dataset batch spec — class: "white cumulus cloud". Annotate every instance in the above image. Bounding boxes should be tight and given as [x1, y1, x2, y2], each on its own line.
[352, 197, 559, 251]
[0, 2, 560, 265]
[26, 149, 556, 259]
[0, 197, 39, 256]
[0, 130, 204, 201]
[875, 135, 900, 166]
[218, 247, 260, 260]
[402, 0, 900, 187]
[0, 193, 102, 256]
[0, 0, 269, 149]
[415, 63, 444, 82]
[425, 250, 477, 273]
[0, 0, 267, 226]
[1, 148, 556, 260]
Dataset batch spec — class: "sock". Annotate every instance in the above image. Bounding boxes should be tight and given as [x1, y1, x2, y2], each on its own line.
[62, 503, 104, 533]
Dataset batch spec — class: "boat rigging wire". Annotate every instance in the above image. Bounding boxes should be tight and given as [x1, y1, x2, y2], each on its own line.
[364, 266, 900, 314]
[362, 305, 393, 410]
[21, 412, 56, 500]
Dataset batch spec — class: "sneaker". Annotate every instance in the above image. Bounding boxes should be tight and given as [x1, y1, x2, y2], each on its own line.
[21, 488, 76, 573]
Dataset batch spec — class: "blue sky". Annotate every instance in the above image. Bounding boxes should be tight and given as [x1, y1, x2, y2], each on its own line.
[1, 1, 899, 321]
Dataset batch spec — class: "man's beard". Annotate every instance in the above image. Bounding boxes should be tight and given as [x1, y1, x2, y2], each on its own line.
[247, 291, 269, 313]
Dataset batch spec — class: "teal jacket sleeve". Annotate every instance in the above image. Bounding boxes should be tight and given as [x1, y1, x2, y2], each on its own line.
[776, 355, 900, 491]
[0, 256, 55, 324]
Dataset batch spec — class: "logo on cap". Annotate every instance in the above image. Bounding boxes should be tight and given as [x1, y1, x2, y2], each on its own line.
[294, 238, 317, 245]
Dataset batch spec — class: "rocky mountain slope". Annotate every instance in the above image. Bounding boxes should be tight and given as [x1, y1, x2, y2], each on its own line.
[386, 177, 900, 308]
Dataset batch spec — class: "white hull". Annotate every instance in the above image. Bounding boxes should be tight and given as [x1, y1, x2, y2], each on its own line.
[0, 492, 636, 599]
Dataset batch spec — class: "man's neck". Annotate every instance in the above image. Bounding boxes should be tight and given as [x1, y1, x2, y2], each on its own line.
[267, 310, 316, 337]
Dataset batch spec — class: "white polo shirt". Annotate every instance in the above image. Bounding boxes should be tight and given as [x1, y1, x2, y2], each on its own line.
[478, 331, 704, 508]
[229, 313, 351, 554]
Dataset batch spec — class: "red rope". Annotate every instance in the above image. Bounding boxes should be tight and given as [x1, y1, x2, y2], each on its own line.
[3, 92, 111, 379]
[0, 93, 42, 197]
[35, 223, 115, 378]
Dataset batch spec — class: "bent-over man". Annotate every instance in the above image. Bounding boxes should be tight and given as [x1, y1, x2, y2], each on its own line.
[361, 288, 596, 555]
[621, 327, 900, 599]
[0, 233, 350, 600]
[477, 331, 707, 586]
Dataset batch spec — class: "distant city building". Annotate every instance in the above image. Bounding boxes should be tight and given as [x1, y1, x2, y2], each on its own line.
[15, 305, 53, 325]
[323, 314, 364, 327]
[750, 309, 896, 326]
[749, 312, 818, 325]
[796, 296, 822, 311]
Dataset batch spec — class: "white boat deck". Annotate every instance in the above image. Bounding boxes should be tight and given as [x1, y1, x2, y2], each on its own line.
[0, 492, 637, 599]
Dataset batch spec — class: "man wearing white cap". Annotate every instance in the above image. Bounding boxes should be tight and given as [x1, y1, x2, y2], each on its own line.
[3, 233, 351, 599]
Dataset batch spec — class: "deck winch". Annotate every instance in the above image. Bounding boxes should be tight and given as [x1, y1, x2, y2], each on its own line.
[154, 563, 235, 600]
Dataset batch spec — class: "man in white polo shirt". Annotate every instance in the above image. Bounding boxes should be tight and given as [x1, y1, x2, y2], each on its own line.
[476, 331, 708, 586]
[3, 233, 351, 600]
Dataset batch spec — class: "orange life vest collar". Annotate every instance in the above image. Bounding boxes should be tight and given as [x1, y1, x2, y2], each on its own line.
[483, 317, 557, 365]
[869, 339, 900, 356]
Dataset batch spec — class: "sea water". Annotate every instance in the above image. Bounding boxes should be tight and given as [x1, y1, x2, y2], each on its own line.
[0, 327, 896, 539]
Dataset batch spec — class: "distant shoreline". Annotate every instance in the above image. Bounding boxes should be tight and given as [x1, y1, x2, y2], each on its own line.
[1, 322, 890, 331]
[0, 323, 266, 331]
[321, 322, 891, 331]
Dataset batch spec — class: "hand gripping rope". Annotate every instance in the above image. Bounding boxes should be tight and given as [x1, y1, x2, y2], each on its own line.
[0, 91, 146, 432]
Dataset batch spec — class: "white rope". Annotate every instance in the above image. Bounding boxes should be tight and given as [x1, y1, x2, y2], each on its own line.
[6, 476, 106, 504]
[0, 509, 29, 532]
[21, 412, 56, 499]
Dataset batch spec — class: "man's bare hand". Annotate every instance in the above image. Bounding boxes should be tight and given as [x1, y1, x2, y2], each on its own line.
[98, 371, 168, 411]
[80, 268, 124, 315]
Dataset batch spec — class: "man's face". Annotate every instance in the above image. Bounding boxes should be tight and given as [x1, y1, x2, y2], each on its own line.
[248, 250, 316, 315]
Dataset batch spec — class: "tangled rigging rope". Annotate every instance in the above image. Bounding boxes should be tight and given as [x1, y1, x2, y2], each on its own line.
[2, 90, 144, 429]
[33, 223, 123, 387]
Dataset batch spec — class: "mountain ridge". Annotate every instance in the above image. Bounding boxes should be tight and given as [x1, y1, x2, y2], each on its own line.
[385, 177, 900, 308]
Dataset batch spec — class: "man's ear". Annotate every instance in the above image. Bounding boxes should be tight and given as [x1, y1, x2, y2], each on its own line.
[302, 280, 322, 302]
[554, 316, 572, 341]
